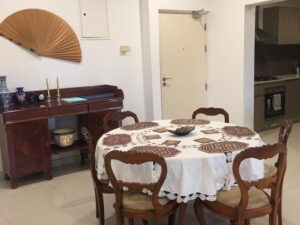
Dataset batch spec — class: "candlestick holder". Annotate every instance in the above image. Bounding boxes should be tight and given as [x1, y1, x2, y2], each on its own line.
[47, 96, 51, 104]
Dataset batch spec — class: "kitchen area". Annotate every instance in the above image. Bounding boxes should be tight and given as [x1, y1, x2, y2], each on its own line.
[254, 0, 300, 131]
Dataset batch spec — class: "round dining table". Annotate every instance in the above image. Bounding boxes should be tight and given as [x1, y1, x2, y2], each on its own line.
[95, 119, 264, 203]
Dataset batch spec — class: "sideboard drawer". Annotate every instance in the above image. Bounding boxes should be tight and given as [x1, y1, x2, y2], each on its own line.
[89, 99, 123, 113]
[4, 108, 48, 124]
[48, 104, 88, 117]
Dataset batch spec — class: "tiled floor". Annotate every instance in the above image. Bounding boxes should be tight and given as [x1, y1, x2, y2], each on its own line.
[0, 123, 299, 225]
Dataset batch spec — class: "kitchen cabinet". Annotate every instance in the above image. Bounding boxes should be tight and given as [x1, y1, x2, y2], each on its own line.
[263, 6, 300, 45]
[286, 79, 300, 119]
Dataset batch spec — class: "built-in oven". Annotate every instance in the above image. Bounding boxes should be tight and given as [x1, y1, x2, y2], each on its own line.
[264, 85, 286, 119]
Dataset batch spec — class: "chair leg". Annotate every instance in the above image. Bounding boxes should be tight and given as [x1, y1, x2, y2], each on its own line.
[278, 180, 284, 225]
[245, 219, 250, 225]
[278, 201, 282, 225]
[236, 216, 246, 225]
[95, 189, 99, 218]
[114, 206, 124, 225]
[168, 211, 177, 225]
[98, 192, 105, 225]
[194, 199, 207, 225]
[178, 203, 187, 225]
[230, 219, 235, 225]
[142, 220, 149, 225]
[154, 216, 163, 225]
[128, 218, 134, 225]
[269, 211, 277, 225]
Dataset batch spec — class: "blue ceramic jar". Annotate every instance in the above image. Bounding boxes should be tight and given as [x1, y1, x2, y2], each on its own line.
[16, 87, 26, 104]
[0, 76, 11, 108]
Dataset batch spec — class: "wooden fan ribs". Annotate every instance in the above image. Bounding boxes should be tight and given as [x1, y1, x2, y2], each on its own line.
[0, 9, 81, 62]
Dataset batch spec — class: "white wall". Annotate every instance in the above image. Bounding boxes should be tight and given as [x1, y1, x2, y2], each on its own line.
[0, 0, 146, 171]
[0, 0, 281, 172]
[144, 0, 279, 126]
[206, 0, 280, 127]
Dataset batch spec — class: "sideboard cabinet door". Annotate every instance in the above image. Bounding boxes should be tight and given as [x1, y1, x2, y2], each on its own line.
[6, 120, 52, 188]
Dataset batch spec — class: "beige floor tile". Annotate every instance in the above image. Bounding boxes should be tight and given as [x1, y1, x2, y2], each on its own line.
[281, 185, 300, 225]
[0, 183, 66, 219]
[48, 170, 94, 203]
[74, 193, 115, 221]
[0, 211, 9, 225]
[8, 206, 94, 225]
[0, 175, 50, 199]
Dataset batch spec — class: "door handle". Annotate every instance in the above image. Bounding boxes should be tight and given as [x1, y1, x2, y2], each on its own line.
[163, 77, 173, 82]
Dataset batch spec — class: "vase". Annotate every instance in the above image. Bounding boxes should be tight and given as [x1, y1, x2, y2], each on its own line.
[0, 76, 11, 108]
[16, 87, 26, 104]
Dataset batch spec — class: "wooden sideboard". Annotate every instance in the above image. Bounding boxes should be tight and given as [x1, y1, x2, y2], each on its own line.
[0, 85, 124, 188]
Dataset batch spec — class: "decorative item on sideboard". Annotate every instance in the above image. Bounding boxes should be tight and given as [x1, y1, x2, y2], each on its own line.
[56, 77, 61, 101]
[28, 93, 37, 104]
[38, 93, 45, 101]
[46, 78, 51, 103]
[0, 75, 11, 108]
[16, 87, 26, 104]
[53, 128, 75, 147]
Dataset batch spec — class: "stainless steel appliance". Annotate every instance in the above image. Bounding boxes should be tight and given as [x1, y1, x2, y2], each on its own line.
[264, 85, 285, 119]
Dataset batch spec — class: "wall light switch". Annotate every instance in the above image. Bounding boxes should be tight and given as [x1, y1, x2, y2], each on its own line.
[120, 44, 130, 55]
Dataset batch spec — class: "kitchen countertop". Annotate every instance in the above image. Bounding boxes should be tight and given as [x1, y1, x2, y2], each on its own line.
[255, 74, 300, 85]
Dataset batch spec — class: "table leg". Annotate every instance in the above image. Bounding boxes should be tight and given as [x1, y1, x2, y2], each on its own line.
[178, 203, 187, 225]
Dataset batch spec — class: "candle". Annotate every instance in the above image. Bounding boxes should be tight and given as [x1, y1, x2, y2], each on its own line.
[46, 78, 50, 97]
[56, 77, 60, 97]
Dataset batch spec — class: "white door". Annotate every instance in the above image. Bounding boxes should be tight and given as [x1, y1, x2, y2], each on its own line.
[159, 13, 207, 119]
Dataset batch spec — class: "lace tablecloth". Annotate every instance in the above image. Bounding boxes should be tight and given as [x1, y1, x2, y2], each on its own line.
[96, 120, 264, 203]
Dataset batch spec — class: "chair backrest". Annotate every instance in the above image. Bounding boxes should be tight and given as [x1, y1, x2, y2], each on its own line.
[80, 126, 98, 181]
[103, 111, 139, 133]
[233, 144, 287, 211]
[192, 107, 229, 123]
[278, 120, 293, 145]
[105, 151, 167, 210]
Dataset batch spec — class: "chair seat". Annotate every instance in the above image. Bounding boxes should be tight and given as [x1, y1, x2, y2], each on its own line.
[123, 192, 169, 210]
[264, 164, 277, 178]
[99, 179, 109, 185]
[217, 186, 269, 209]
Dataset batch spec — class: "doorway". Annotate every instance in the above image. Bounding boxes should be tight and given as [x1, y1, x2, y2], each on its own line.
[159, 12, 207, 119]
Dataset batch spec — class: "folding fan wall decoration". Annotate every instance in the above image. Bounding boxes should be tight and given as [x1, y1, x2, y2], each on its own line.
[0, 9, 82, 62]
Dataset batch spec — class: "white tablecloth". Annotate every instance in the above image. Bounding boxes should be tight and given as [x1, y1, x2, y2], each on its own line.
[96, 120, 264, 203]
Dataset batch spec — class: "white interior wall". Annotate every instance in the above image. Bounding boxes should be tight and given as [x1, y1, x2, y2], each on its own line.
[0, 0, 145, 171]
[205, 1, 247, 126]
[139, 0, 154, 120]
[0, 0, 280, 172]
[145, 0, 278, 126]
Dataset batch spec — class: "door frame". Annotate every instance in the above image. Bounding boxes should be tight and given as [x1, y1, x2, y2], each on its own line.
[158, 9, 208, 118]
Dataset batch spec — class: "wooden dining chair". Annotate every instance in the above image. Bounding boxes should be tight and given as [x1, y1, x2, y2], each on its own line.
[104, 151, 179, 225]
[264, 120, 293, 225]
[194, 143, 287, 225]
[192, 107, 230, 123]
[103, 111, 139, 133]
[80, 127, 114, 225]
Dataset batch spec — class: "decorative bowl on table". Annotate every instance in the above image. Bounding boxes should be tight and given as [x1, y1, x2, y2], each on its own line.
[53, 128, 75, 147]
[168, 126, 195, 136]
